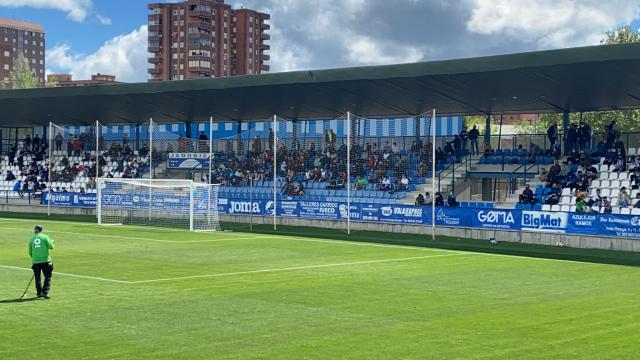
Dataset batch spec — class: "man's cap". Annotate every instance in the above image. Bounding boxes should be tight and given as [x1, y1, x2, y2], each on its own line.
[34, 225, 43, 232]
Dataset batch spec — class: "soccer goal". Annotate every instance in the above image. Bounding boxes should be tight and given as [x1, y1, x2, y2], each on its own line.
[97, 178, 221, 231]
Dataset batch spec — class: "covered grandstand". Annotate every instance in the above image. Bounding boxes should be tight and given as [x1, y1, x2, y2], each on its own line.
[1, 42, 640, 245]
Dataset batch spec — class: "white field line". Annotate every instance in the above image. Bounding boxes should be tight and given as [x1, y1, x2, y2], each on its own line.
[0, 227, 255, 244]
[0, 218, 228, 235]
[258, 234, 460, 253]
[0, 264, 132, 284]
[131, 253, 468, 284]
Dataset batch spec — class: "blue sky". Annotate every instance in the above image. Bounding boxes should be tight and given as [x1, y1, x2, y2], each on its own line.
[0, 0, 638, 83]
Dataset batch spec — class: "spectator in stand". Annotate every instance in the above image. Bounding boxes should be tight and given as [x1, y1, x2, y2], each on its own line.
[399, 175, 409, 191]
[23, 134, 31, 150]
[447, 191, 459, 207]
[634, 193, 640, 209]
[547, 122, 558, 149]
[379, 176, 392, 191]
[545, 184, 561, 205]
[528, 142, 542, 162]
[483, 143, 494, 158]
[55, 132, 63, 151]
[13, 180, 22, 197]
[72, 137, 82, 157]
[415, 194, 425, 206]
[435, 147, 446, 164]
[550, 141, 561, 159]
[460, 127, 469, 153]
[548, 161, 561, 185]
[355, 176, 368, 190]
[604, 148, 618, 166]
[8, 145, 16, 166]
[198, 131, 209, 151]
[539, 167, 548, 183]
[434, 192, 444, 206]
[468, 125, 480, 155]
[565, 123, 578, 155]
[575, 193, 588, 213]
[424, 192, 433, 205]
[32, 134, 41, 152]
[619, 187, 631, 207]
[519, 184, 537, 207]
[443, 141, 455, 158]
[5, 170, 16, 181]
[587, 189, 602, 208]
[602, 197, 612, 213]
[452, 135, 462, 160]
[578, 122, 592, 152]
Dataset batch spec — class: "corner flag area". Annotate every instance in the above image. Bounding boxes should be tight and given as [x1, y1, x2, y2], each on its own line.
[2, 216, 640, 358]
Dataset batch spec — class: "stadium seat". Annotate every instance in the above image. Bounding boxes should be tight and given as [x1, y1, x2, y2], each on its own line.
[560, 205, 571, 212]
[542, 204, 551, 211]
[551, 205, 560, 212]
[632, 208, 640, 215]
[621, 208, 631, 215]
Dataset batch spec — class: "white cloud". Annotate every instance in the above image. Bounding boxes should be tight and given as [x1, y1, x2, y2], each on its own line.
[466, 0, 640, 48]
[96, 14, 111, 25]
[0, 0, 93, 22]
[346, 35, 425, 66]
[46, 25, 149, 83]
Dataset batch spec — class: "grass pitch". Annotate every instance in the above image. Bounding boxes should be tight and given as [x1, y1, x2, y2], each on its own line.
[2, 216, 640, 359]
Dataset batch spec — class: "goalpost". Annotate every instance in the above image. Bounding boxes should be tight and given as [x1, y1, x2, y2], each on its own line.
[97, 178, 221, 232]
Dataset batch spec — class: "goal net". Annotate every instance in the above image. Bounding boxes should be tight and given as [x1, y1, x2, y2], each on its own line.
[97, 178, 220, 231]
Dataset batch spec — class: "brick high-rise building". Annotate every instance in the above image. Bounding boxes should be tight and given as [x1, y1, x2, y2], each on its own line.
[147, 0, 270, 81]
[0, 18, 45, 87]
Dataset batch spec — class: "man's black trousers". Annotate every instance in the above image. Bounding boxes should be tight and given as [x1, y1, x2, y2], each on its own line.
[32, 262, 53, 295]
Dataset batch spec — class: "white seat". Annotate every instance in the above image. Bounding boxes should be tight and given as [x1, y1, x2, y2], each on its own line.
[591, 180, 601, 188]
[622, 180, 631, 188]
[560, 205, 571, 212]
[609, 173, 619, 180]
[599, 173, 609, 180]
[632, 208, 640, 215]
[600, 180, 610, 189]
[542, 204, 551, 211]
[601, 189, 611, 197]
[621, 208, 632, 215]
[589, 188, 598, 197]
[560, 196, 571, 205]
[611, 180, 621, 189]
[561, 188, 571, 196]
[619, 172, 630, 180]
[611, 189, 620, 198]
[611, 197, 619, 206]
[551, 205, 560, 212]
[570, 197, 577, 205]
[632, 189, 639, 198]
[612, 207, 621, 214]
[570, 205, 576, 212]
[629, 148, 637, 156]
[591, 206, 601, 213]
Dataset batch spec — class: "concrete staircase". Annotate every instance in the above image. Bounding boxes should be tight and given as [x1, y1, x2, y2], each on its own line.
[398, 160, 470, 205]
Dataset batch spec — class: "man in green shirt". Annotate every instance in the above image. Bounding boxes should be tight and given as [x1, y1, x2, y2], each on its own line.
[28, 225, 54, 299]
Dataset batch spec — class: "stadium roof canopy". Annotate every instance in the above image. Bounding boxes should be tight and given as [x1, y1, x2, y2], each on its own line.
[1, 42, 640, 126]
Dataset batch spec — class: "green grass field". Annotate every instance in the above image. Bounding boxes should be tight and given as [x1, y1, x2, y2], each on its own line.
[2, 216, 640, 359]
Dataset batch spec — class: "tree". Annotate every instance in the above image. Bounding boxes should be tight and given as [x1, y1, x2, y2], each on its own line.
[463, 115, 500, 135]
[514, 25, 640, 134]
[9, 53, 40, 89]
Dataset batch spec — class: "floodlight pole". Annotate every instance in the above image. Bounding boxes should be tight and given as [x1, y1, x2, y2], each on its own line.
[208, 116, 213, 227]
[149, 118, 153, 221]
[208, 116, 213, 184]
[95, 120, 100, 220]
[272, 114, 277, 231]
[431, 108, 436, 241]
[47, 121, 52, 216]
[346, 111, 351, 235]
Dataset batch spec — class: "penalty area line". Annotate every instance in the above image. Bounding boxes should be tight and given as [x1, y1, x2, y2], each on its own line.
[0, 264, 133, 284]
[132, 253, 468, 284]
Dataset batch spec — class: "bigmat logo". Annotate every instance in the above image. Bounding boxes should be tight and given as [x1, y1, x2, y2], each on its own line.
[521, 211, 567, 232]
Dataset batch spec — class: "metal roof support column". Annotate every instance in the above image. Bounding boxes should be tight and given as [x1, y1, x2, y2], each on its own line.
[484, 114, 491, 147]
[563, 111, 570, 156]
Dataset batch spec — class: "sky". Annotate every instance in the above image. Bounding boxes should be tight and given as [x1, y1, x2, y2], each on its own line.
[0, 0, 639, 83]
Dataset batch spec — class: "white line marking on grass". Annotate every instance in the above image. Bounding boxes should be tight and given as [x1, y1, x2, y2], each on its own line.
[0, 264, 133, 284]
[259, 234, 461, 253]
[131, 253, 467, 284]
[0, 227, 251, 244]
